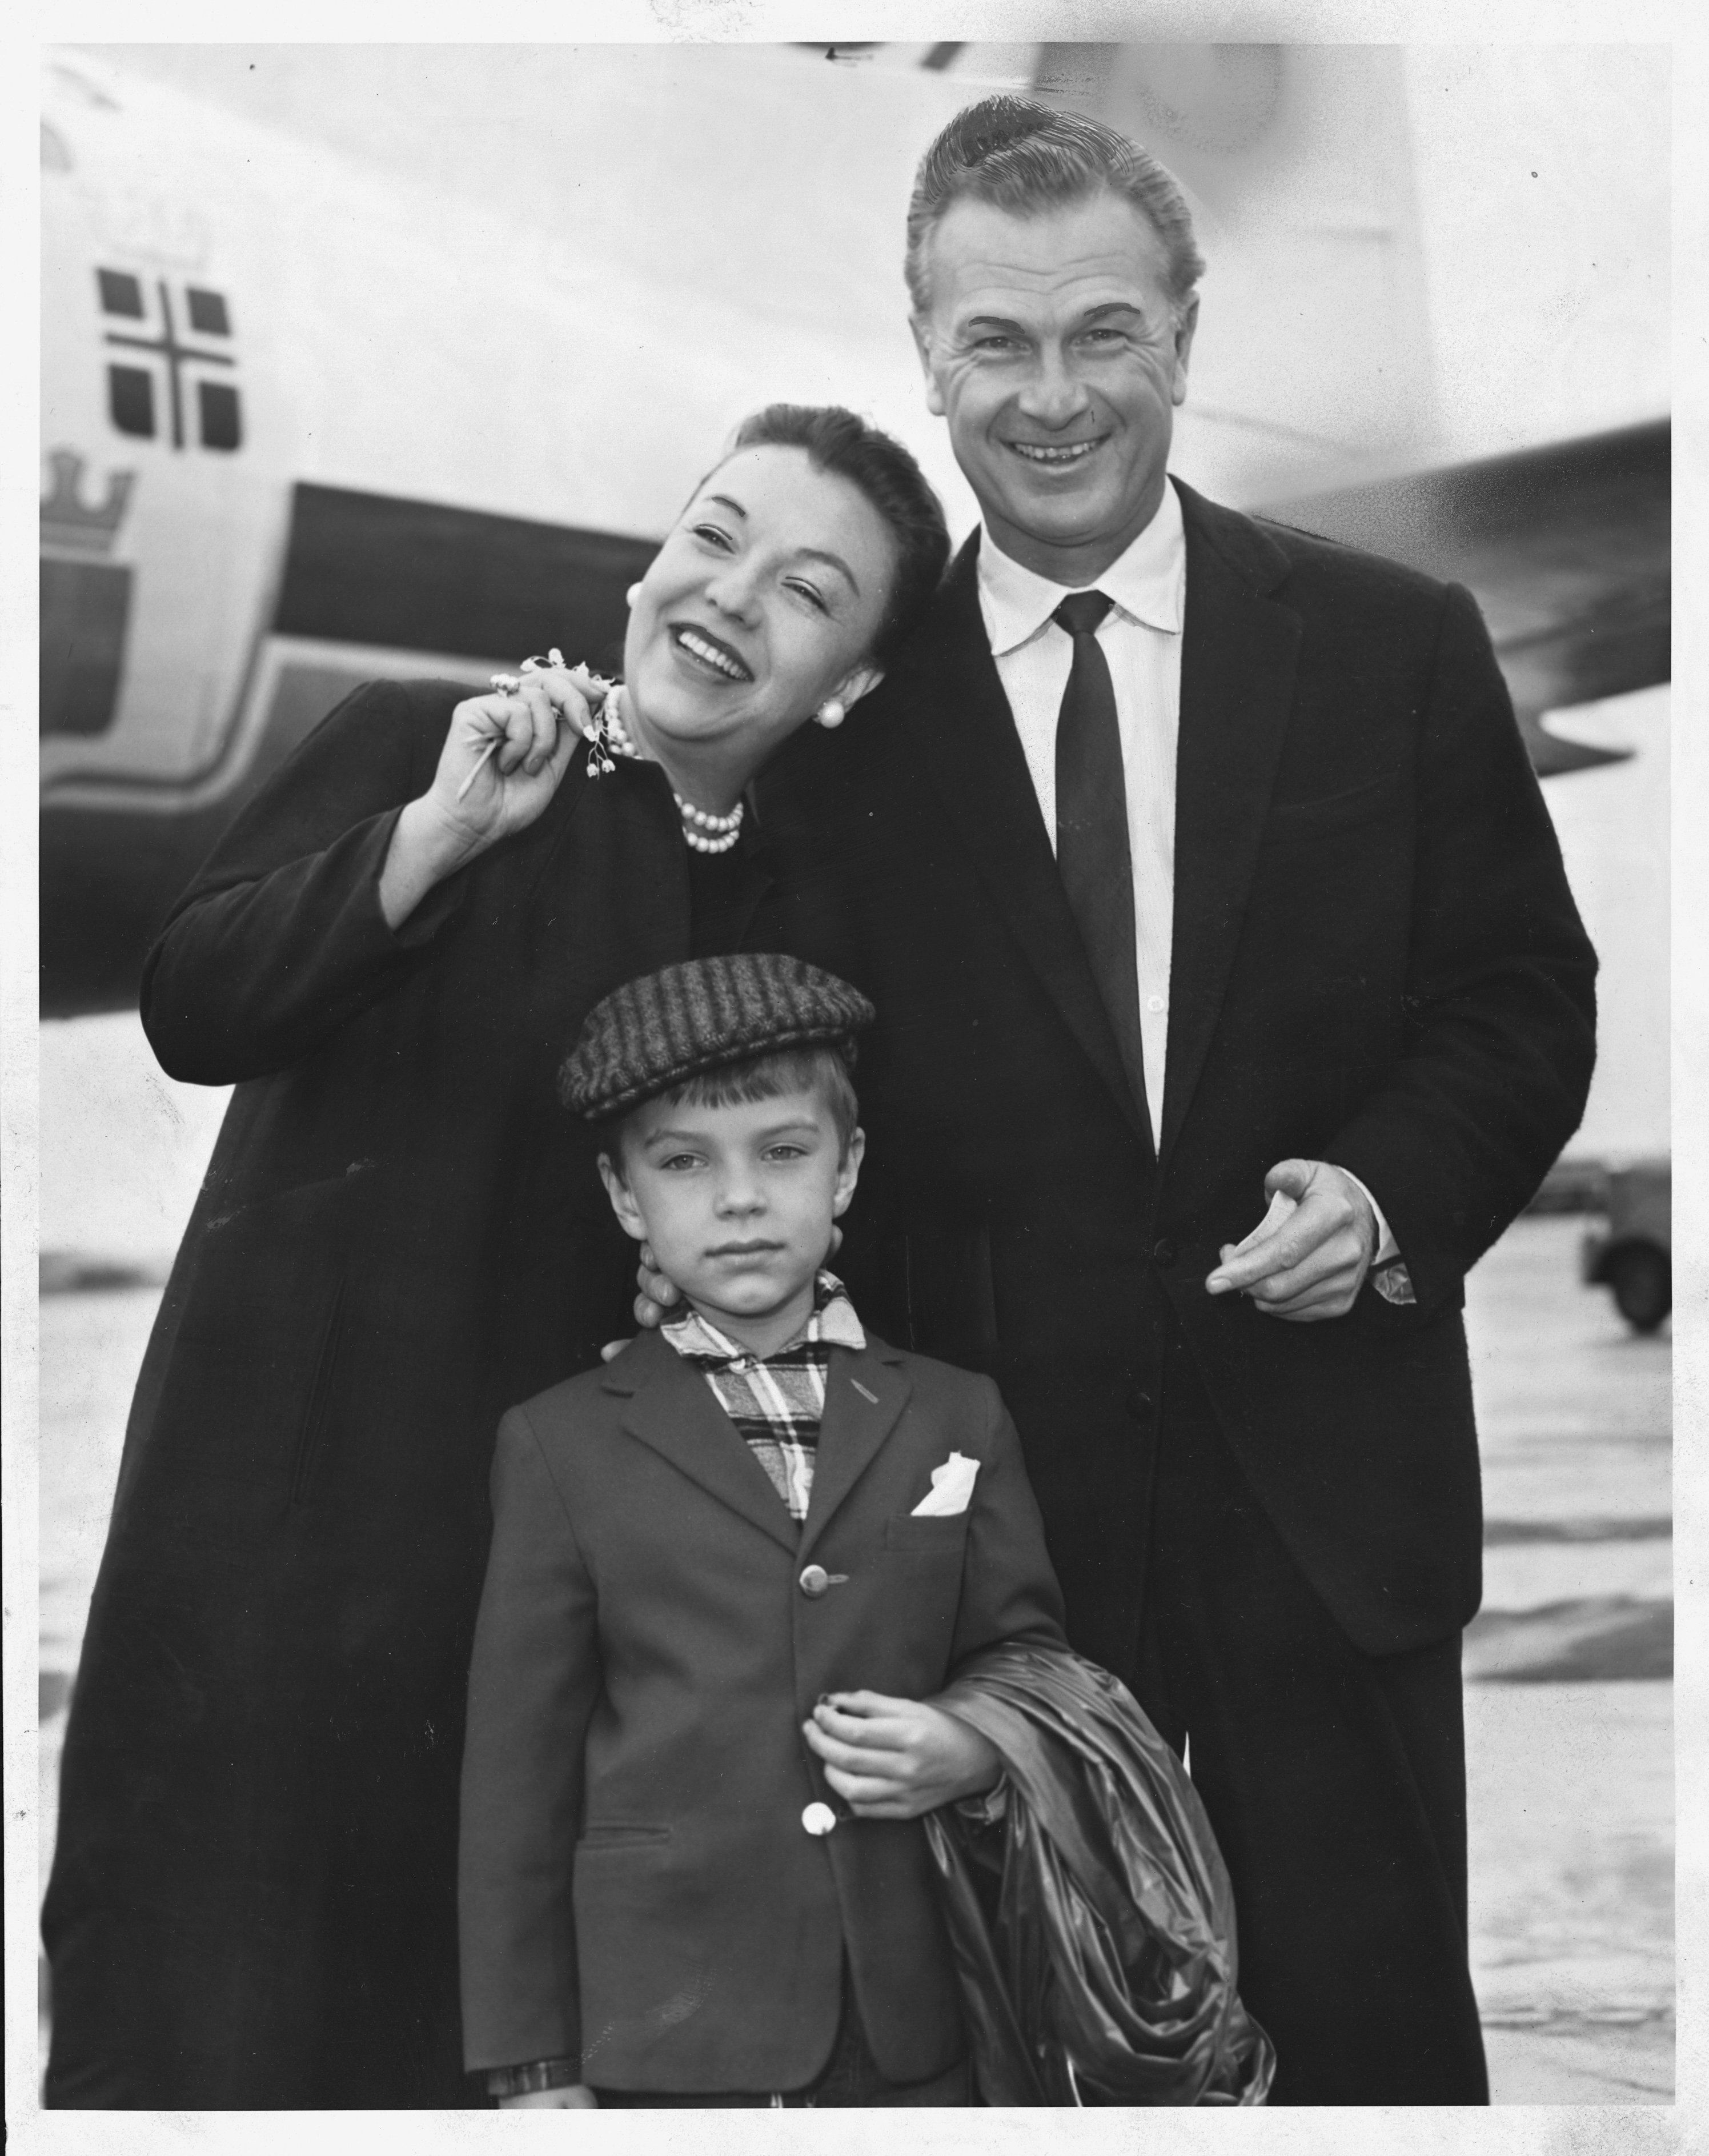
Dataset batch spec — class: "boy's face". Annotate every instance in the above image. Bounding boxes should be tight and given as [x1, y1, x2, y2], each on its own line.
[600, 1085, 864, 1344]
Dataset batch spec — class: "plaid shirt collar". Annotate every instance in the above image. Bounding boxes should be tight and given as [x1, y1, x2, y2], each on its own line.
[662, 1269, 866, 1369]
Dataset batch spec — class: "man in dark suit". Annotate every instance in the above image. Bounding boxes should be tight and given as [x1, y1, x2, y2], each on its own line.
[758, 97, 1598, 2103]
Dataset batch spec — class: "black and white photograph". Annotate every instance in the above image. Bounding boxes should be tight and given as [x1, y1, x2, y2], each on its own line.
[9, 14, 1693, 2145]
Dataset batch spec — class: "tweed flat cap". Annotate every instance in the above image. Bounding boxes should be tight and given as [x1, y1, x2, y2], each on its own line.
[559, 953, 876, 1120]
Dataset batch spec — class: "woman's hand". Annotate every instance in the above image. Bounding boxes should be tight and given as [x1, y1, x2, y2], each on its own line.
[498, 2083, 599, 2109]
[802, 1691, 1001, 1818]
[378, 668, 601, 929]
[434, 663, 607, 834]
[631, 1239, 685, 1329]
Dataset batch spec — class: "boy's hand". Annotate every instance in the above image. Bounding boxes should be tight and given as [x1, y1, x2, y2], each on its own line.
[498, 2084, 598, 2109]
[803, 1691, 1001, 1818]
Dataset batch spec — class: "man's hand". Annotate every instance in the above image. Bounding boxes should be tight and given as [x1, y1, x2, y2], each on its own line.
[498, 2084, 598, 2110]
[802, 1691, 1001, 1818]
[1204, 1159, 1377, 1321]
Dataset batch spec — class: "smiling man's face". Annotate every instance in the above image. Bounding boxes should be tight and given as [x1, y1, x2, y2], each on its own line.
[913, 189, 1197, 585]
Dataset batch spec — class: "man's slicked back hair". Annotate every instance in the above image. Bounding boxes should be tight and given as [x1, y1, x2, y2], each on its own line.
[905, 95, 1205, 317]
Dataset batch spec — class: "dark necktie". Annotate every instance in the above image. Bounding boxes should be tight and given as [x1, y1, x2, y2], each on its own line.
[1053, 591, 1148, 1124]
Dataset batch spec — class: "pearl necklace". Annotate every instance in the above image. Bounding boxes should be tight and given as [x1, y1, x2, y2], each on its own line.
[591, 686, 745, 856]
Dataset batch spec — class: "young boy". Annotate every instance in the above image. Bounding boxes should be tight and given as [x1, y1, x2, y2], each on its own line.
[458, 952, 1066, 2108]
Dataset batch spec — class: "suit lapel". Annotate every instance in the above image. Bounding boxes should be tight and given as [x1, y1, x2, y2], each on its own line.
[1162, 486, 1303, 1160]
[611, 1332, 800, 1555]
[906, 539, 1149, 1145]
[797, 1345, 912, 1562]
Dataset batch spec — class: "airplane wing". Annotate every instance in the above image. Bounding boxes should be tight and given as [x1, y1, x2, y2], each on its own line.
[1259, 420, 1670, 776]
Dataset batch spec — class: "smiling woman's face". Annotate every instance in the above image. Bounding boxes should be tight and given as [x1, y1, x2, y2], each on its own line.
[621, 444, 896, 778]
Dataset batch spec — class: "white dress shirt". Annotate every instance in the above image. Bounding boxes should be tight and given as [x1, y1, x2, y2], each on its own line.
[978, 478, 1186, 1145]
[976, 480, 1400, 1272]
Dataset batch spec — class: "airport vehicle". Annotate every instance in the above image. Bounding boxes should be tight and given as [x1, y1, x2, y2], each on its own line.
[41, 45, 1670, 1019]
[1582, 1160, 1672, 1333]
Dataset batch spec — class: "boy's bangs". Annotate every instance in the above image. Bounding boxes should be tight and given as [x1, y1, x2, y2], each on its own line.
[610, 1044, 860, 1160]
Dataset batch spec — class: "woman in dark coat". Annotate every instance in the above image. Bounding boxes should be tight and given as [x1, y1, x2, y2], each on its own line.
[43, 406, 948, 2109]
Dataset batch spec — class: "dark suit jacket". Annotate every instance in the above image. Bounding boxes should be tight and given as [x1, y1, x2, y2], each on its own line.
[458, 1326, 1066, 2094]
[43, 679, 787, 2107]
[759, 483, 1597, 1670]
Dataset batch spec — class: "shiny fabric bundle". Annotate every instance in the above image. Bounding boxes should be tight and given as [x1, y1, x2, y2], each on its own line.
[925, 1644, 1274, 2105]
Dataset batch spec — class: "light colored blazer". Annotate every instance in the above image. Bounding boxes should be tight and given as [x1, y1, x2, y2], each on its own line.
[458, 1323, 1066, 2095]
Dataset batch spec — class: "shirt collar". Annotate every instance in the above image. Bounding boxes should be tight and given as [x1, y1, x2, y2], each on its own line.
[662, 1269, 865, 1367]
[976, 474, 1186, 659]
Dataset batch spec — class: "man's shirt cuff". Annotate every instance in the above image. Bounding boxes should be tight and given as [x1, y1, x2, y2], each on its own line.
[484, 2058, 580, 2097]
[1338, 1168, 1399, 1267]
[1335, 1167, 1416, 1304]
[954, 1773, 1009, 1826]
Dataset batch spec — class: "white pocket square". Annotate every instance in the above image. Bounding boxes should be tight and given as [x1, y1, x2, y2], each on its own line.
[910, 1452, 980, 1517]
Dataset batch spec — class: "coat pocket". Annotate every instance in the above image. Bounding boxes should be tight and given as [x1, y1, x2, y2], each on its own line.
[146, 1168, 366, 1496]
[289, 1271, 348, 1506]
[882, 1512, 972, 1557]
[1261, 770, 1401, 844]
[577, 1822, 673, 1849]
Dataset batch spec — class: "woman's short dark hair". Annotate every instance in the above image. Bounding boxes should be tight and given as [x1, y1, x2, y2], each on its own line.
[730, 404, 949, 670]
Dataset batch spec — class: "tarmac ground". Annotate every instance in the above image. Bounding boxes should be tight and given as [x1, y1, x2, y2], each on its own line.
[35, 1215, 1672, 2104]
[1461, 1216, 1672, 2102]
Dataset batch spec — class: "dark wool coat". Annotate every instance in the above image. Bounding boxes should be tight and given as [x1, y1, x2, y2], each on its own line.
[43, 679, 784, 2109]
[458, 1328, 1065, 2094]
[759, 484, 1599, 1677]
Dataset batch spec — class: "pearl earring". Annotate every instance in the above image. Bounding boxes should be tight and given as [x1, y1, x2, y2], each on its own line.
[816, 699, 847, 730]
[625, 583, 643, 608]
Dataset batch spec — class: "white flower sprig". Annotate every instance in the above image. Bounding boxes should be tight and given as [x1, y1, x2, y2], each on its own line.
[462, 649, 618, 799]
[474, 652, 741, 853]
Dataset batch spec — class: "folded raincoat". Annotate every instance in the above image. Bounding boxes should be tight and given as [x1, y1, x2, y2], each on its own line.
[925, 1644, 1274, 2105]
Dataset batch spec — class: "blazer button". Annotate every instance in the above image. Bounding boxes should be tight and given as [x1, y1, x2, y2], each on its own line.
[801, 1802, 838, 1837]
[799, 1564, 831, 1598]
[1153, 1238, 1178, 1269]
